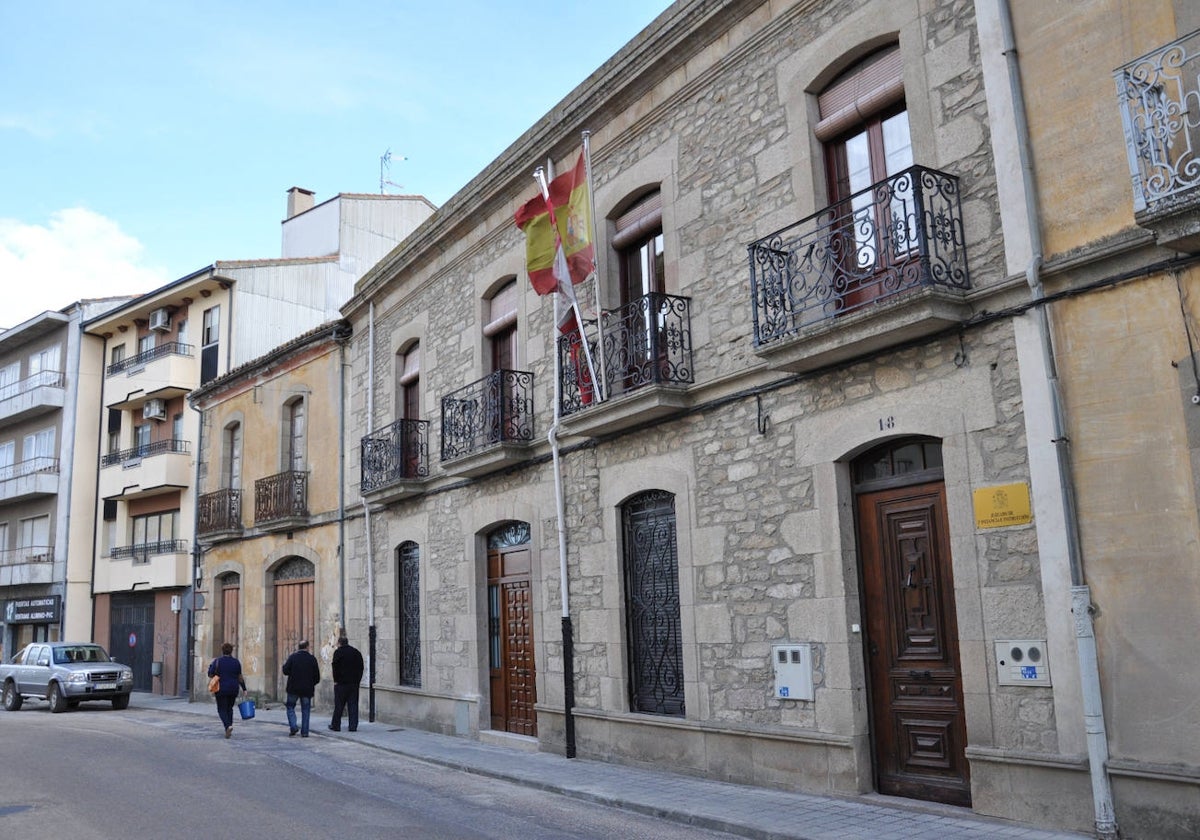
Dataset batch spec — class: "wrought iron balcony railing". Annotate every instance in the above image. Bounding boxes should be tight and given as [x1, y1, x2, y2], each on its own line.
[0, 456, 59, 481]
[110, 540, 188, 563]
[1116, 30, 1200, 214]
[557, 293, 693, 417]
[197, 488, 242, 535]
[748, 165, 969, 346]
[0, 369, 66, 403]
[255, 470, 308, 525]
[0, 546, 53, 566]
[441, 370, 534, 461]
[106, 341, 194, 376]
[361, 419, 430, 492]
[101, 438, 190, 467]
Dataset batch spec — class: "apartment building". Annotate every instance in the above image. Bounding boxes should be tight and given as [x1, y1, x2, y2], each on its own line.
[333, 1, 1198, 837]
[85, 190, 433, 697]
[0, 299, 133, 661]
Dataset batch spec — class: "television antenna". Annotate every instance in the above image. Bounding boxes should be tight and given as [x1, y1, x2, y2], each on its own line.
[380, 149, 407, 193]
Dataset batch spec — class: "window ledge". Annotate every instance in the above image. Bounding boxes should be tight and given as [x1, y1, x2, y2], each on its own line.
[754, 286, 971, 373]
[562, 384, 690, 438]
[363, 477, 430, 506]
[440, 443, 532, 479]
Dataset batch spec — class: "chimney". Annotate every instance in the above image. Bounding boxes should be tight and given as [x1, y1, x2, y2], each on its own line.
[286, 187, 316, 219]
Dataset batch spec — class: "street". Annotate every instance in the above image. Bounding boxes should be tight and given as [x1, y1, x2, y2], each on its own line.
[0, 703, 742, 840]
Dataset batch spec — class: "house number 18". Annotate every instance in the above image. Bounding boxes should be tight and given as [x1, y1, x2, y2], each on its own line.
[878, 416, 895, 430]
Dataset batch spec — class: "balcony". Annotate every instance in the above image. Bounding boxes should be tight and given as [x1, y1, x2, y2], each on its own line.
[0, 456, 60, 503]
[361, 419, 430, 505]
[197, 488, 243, 542]
[749, 165, 971, 373]
[98, 439, 191, 500]
[255, 470, 308, 531]
[1116, 30, 1200, 252]
[0, 370, 65, 424]
[101, 541, 190, 591]
[110, 539, 189, 564]
[558, 293, 693, 437]
[107, 341, 194, 376]
[0, 545, 54, 586]
[440, 370, 534, 478]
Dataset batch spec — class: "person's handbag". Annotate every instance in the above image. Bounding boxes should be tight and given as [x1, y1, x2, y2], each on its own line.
[238, 697, 256, 720]
[208, 673, 221, 693]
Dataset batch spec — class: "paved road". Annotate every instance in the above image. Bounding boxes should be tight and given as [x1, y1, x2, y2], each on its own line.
[0, 703, 743, 840]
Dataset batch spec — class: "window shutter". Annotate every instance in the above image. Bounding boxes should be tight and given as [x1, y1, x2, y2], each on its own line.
[612, 191, 663, 251]
[483, 281, 518, 337]
[815, 46, 904, 141]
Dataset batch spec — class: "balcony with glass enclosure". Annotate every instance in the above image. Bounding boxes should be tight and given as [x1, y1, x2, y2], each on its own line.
[0, 369, 66, 424]
[0, 545, 54, 586]
[748, 165, 971, 372]
[440, 370, 534, 478]
[1115, 29, 1200, 252]
[558, 292, 693, 437]
[360, 419, 430, 504]
[0, 456, 59, 503]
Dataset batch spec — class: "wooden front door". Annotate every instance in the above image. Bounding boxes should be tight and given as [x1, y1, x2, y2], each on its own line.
[488, 543, 536, 735]
[857, 481, 971, 807]
[274, 577, 314, 697]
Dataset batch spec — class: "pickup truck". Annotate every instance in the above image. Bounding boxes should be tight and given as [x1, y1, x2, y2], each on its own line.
[1, 642, 134, 712]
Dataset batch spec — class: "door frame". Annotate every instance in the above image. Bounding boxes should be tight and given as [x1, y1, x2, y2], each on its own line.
[852, 439, 971, 807]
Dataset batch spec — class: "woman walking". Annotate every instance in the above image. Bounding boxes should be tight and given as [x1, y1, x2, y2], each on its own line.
[207, 642, 246, 738]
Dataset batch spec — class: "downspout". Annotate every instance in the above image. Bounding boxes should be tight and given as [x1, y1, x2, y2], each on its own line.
[188, 396, 205, 698]
[336, 323, 349, 636]
[549, 325, 576, 760]
[998, 3, 1118, 837]
[363, 303, 377, 722]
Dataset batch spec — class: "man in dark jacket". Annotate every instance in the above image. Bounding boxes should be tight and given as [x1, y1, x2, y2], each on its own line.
[328, 635, 365, 732]
[281, 639, 321, 737]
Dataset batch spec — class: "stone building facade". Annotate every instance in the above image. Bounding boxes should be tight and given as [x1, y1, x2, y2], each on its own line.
[334, 1, 1198, 836]
[190, 322, 350, 707]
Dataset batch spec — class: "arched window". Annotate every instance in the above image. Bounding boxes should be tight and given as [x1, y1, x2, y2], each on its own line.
[222, 422, 242, 488]
[484, 280, 518, 373]
[622, 490, 684, 716]
[817, 45, 914, 292]
[398, 343, 420, 420]
[397, 541, 421, 687]
[283, 398, 307, 472]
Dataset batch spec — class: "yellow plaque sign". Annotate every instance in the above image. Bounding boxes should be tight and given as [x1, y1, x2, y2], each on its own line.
[973, 483, 1032, 529]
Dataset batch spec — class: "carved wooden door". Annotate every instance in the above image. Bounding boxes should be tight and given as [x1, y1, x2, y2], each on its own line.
[488, 545, 536, 735]
[857, 481, 970, 807]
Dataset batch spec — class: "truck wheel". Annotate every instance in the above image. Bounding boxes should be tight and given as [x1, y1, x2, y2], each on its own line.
[47, 682, 68, 713]
[111, 694, 130, 711]
[2, 681, 21, 711]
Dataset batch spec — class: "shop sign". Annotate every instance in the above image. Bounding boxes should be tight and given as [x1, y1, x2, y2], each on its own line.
[4, 595, 62, 624]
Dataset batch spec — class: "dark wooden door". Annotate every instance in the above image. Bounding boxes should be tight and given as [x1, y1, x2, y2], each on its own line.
[857, 481, 970, 807]
[488, 545, 536, 735]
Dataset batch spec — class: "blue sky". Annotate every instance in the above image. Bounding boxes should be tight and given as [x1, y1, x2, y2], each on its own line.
[0, 1, 673, 328]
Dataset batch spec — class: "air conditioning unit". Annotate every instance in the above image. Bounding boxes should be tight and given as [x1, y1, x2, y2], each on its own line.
[149, 307, 172, 331]
[143, 398, 167, 421]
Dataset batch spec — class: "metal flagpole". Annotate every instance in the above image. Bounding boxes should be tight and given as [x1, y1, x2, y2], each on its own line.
[533, 167, 601, 402]
[533, 168, 577, 759]
[581, 130, 607, 402]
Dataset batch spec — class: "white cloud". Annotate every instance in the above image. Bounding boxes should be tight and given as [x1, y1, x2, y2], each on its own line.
[0, 208, 168, 329]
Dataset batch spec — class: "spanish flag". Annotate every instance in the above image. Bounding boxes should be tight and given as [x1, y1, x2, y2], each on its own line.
[514, 153, 594, 296]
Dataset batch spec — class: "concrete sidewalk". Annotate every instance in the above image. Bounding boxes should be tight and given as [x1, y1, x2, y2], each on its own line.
[130, 691, 1090, 840]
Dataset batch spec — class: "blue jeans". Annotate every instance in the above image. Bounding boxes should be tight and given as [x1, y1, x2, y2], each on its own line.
[286, 694, 312, 735]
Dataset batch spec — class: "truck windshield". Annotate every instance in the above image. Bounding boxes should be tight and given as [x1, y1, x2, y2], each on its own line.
[54, 646, 111, 664]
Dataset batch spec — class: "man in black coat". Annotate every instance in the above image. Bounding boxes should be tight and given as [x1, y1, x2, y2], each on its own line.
[328, 635, 365, 732]
[282, 639, 321, 737]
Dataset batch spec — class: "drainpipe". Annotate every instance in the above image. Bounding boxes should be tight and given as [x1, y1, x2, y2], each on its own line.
[335, 323, 349, 637]
[363, 303, 377, 722]
[998, 3, 1118, 837]
[548, 326, 576, 759]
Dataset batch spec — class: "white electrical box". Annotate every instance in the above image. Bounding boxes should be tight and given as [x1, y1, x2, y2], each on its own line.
[170, 595, 181, 613]
[994, 639, 1051, 686]
[772, 643, 814, 701]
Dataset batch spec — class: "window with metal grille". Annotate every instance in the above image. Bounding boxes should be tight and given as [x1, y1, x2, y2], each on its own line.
[622, 489, 684, 716]
[398, 540, 421, 687]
